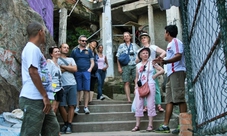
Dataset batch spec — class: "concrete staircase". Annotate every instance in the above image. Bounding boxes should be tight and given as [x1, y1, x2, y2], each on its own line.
[57, 95, 178, 134]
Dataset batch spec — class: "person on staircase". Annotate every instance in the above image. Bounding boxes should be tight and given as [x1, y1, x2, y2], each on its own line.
[58, 43, 77, 134]
[19, 21, 59, 136]
[116, 32, 140, 103]
[47, 46, 64, 114]
[132, 47, 164, 132]
[87, 39, 99, 102]
[96, 44, 109, 100]
[71, 35, 94, 114]
[137, 33, 166, 112]
[154, 25, 187, 134]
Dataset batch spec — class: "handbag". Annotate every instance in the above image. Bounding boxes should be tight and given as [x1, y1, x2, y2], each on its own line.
[118, 44, 132, 66]
[138, 61, 150, 97]
[118, 53, 130, 66]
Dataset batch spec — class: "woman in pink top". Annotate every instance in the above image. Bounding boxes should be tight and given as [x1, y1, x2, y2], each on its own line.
[96, 44, 109, 100]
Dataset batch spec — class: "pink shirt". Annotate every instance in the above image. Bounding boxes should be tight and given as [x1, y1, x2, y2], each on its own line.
[97, 55, 105, 69]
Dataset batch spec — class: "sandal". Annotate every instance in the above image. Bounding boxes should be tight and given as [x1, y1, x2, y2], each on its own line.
[157, 105, 164, 112]
[146, 126, 153, 132]
[131, 126, 140, 132]
[143, 107, 147, 113]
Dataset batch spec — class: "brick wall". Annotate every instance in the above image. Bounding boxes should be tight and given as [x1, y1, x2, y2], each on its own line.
[179, 113, 193, 136]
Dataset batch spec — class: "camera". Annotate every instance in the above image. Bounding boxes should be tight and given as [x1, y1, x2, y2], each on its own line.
[129, 51, 134, 56]
[137, 80, 142, 87]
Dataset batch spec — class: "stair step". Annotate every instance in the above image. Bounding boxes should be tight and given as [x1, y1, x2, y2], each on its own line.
[60, 119, 178, 132]
[88, 100, 130, 105]
[66, 131, 176, 136]
[77, 104, 132, 113]
[57, 111, 167, 122]
[58, 97, 177, 133]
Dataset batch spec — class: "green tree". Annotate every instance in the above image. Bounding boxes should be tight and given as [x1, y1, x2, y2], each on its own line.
[67, 26, 92, 50]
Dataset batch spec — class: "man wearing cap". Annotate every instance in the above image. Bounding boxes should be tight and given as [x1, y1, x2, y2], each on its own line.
[154, 25, 187, 134]
[116, 32, 140, 103]
[71, 35, 94, 114]
[137, 32, 166, 112]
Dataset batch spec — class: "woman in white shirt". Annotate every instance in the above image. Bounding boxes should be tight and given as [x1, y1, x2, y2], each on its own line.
[132, 47, 164, 132]
[47, 46, 63, 113]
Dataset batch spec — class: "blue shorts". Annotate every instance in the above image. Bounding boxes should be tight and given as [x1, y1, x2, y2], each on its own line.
[60, 85, 77, 106]
[75, 71, 91, 91]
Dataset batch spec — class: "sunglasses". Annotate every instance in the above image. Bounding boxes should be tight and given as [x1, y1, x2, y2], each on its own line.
[80, 40, 87, 43]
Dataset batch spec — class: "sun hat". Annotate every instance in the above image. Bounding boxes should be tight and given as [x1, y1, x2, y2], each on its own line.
[139, 33, 151, 40]
[138, 47, 151, 60]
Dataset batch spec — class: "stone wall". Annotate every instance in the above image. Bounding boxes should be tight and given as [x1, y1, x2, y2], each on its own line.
[0, 0, 55, 113]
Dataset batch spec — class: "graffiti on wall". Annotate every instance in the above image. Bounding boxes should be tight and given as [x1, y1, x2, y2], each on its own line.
[27, 0, 54, 36]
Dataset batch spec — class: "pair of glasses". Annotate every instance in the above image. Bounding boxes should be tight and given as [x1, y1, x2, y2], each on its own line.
[80, 40, 87, 43]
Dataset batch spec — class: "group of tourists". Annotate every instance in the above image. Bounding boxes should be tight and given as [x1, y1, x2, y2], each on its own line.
[19, 22, 108, 135]
[19, 21, 186, 135]
[116, 25, 187, 134]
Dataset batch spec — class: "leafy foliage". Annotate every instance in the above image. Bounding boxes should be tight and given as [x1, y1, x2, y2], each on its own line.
[67, 26, 92, 49]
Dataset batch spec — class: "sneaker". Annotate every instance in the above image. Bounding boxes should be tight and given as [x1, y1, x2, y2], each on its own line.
[100, 96, 105, 100]
[65, 126, 72, 134]
[155, 125, 170, 133]
[74, 107, 79, 114]
[84, 107, 90, 114]
[172, 125, 180, 134]
[60, 125, 67, 134]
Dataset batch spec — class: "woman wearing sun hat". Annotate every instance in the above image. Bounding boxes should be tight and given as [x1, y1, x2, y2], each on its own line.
[138, 33, 166, 112]
[132, 47, 164, 132]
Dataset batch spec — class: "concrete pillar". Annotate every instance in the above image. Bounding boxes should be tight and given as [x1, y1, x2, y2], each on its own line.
[166, 6, 182, 41]
[148, 4, 155, 45]
[58, 8, 68, 46]
[102, 0, 114, 78]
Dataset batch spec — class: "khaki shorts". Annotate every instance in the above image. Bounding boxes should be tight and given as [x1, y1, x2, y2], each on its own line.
[122, 65, 136, 82]
[165, 71, 186, 104]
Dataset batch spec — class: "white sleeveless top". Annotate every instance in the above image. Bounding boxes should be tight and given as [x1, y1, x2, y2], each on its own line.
[136, 61, 155, 84]
[97, 54, 106, 69]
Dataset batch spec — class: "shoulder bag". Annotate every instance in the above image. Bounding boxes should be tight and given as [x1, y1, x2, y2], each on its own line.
[137, 61, 150, 97]
[118, 44, 132, 66]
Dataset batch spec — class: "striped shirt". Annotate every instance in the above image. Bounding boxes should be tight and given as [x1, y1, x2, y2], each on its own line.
[166, 38, 186, 77]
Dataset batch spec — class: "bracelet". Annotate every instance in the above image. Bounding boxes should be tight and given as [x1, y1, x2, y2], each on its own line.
[162, 60, 167, 64]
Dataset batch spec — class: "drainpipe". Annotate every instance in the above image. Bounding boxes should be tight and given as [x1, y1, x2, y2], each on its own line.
[102, 0, 114, 78]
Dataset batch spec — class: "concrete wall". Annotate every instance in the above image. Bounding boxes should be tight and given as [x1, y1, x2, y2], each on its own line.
[138, 9, 167, 50]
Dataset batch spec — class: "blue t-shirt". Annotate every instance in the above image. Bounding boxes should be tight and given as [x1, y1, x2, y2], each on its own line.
[71, 46, 94, 72]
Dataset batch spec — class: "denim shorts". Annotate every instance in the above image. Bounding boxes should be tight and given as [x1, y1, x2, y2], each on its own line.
[60, 85, 77, 106]
[75, 71, 91, 91]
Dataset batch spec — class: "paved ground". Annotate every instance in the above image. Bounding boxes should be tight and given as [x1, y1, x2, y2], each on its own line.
[63, 131, 176, 136]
